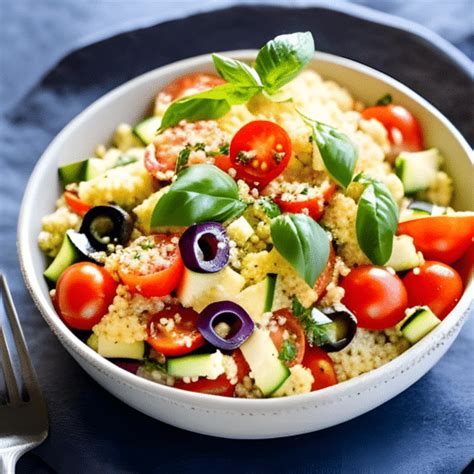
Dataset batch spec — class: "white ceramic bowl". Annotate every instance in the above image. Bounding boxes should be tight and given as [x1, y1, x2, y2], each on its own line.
[18, 51, 473, 439]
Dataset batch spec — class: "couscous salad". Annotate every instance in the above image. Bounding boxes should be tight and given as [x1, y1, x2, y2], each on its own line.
[39, 32, 473, 398]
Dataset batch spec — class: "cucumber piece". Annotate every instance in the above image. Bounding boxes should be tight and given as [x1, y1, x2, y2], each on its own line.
[133, 116, 162, 145]
[395, 148, 442, 194]
[43, 231, 80, 283]
[385, 235, 423, 272]
[167, 352, 225, 379]
[84, 158, 108, 180]
[401, 306, 441, 344]
[58, 157, 107, 186]
[86, 333, 99, 351]
[407, 200, 447, 216]
[232, 274, 276, 322]
[177, 266, 245, 312]
[226, 216, 254, 246]
[240, 328, 290, 396]
[97, 337, 145, 359]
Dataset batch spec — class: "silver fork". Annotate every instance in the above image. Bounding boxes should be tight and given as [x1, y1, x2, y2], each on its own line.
[0, 274, 48, 473]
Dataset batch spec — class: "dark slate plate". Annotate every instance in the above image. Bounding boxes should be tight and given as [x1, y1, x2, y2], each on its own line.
[4, 5, 472, 474]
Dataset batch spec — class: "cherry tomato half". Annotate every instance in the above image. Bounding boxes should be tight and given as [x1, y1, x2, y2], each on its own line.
[398, 215, 474, 264]
[174, 374, 234, 397]
[275, 182, 336, 220]
[229, 120, 292, 188]
[269, 309, 306, 367]
[314, 243, 336, 299]
[362, 104, 423, 155]
[118, 235, 184, 298]
[302, 345, 338, 391]
[341, 266, 408, 330]
[63, 191, 92, 217]
[147, 305, 204, 356]
[160, 72, 225, 101]
[173, 350, 249, 397]
[403, 261, 463, 320]
[55, 262, 117, 330]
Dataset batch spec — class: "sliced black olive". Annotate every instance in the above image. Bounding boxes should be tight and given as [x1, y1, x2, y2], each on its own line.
[80, 205, 133, 250]
[178, 222, 229, 273]
[319, 306, 357, 352]
[66, 230, 103, 264]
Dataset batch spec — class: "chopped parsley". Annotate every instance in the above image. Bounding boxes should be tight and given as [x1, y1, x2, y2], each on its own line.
[292, 297, 335, 347]
[376, 93, 393, 106]
[142, 358, 165, 372]
[175, 145, 192, 174]
[301, 187, 309, 196]
[218, 142, 230, 155]
[256, 196, 281, 218]
[273, 151, 285, 163]
[279, 339, 297, 363]
[236, 150, 256, 164]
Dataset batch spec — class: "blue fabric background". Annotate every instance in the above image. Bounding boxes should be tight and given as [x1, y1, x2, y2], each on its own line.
[0, 2, 473, 473]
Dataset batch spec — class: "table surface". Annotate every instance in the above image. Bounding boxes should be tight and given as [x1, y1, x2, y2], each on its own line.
[1, 1, 473, 473]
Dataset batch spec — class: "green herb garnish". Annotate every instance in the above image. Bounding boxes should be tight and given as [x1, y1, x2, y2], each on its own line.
[151, 164, 247, 228]
[158, 32, 315, 131]
[299, 111, 357, 188]
[256, 196, 281, 218]
[376, 93, 393, 106]
[291, 297, 335, 347]
[354, 173, 399, 265]
[270, 213, 329, 287]
[279, 339, 297, 363]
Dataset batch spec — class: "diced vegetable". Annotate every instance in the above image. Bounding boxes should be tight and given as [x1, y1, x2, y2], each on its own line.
[133, 116, 162, 145]
[400, 306, 441, 343]
[167, 352, 225, 380]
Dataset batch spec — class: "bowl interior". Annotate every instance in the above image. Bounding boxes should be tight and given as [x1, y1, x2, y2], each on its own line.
[19, 51, 473, 398]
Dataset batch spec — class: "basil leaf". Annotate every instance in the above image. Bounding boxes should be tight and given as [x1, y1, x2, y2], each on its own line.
[301, 113, 357, 188]
[151, 164, 247, 227]
[159, 84, 261, 131]
[376, 93, 392, 106]
[354, 174, 399, 265]
[270, 213, 329, 287]
[212, 54, 261, 86]
[255, 32, 315, 92]
[256, 197, 281, 218]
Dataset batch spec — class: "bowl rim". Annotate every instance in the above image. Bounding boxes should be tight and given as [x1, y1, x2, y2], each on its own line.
[17, 50, 473, 410]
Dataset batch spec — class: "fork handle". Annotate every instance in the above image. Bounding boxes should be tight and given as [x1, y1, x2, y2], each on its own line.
[0, 449, 18, 474]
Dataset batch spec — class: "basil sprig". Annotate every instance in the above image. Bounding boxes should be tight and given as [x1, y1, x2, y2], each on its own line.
[159, 32, 315, 131]
[270, 213, 329, 287]
[151, 164, 246, 227]
[255, 32, 315, 93]
[354, 174, 399, 265]
[300, 112, 357, 188]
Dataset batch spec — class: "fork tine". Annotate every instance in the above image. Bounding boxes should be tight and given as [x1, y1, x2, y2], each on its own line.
[0, 274, 41, 396]
[0, 323, 21, 404]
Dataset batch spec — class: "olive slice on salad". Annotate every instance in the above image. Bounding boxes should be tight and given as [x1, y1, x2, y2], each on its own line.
[66, 229, 103, 263]
[178, 222, 229, 273]
[80, 205, 133, 250]
[198, 301, 254, 350]
[317, 306, 358, 352]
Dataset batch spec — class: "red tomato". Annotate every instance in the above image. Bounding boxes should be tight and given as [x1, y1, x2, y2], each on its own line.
[229, 120, 292, 188]
[453, 243, 474, 286]
[118, 235, 184, 298]
[213, 154, 232, 173]
[302, 345, 337, 391]
[275, 182, 336, 220]
[232, 348, 250, 381]
[160, 72, 225, 101]
[173, 349, 249, 397]
[147, 305, 204, 356]
[174, 374, 234, 397]
[269, 309, 306, 367]
[403, 261, 463, 320]
[341, 266, 408, 330]
[314, 243, 336, 299]
[55, 262, 117, 330]
[398, 215, 474, 264]
[63, 191, 92, 217]
[361, 104, 423, 154]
